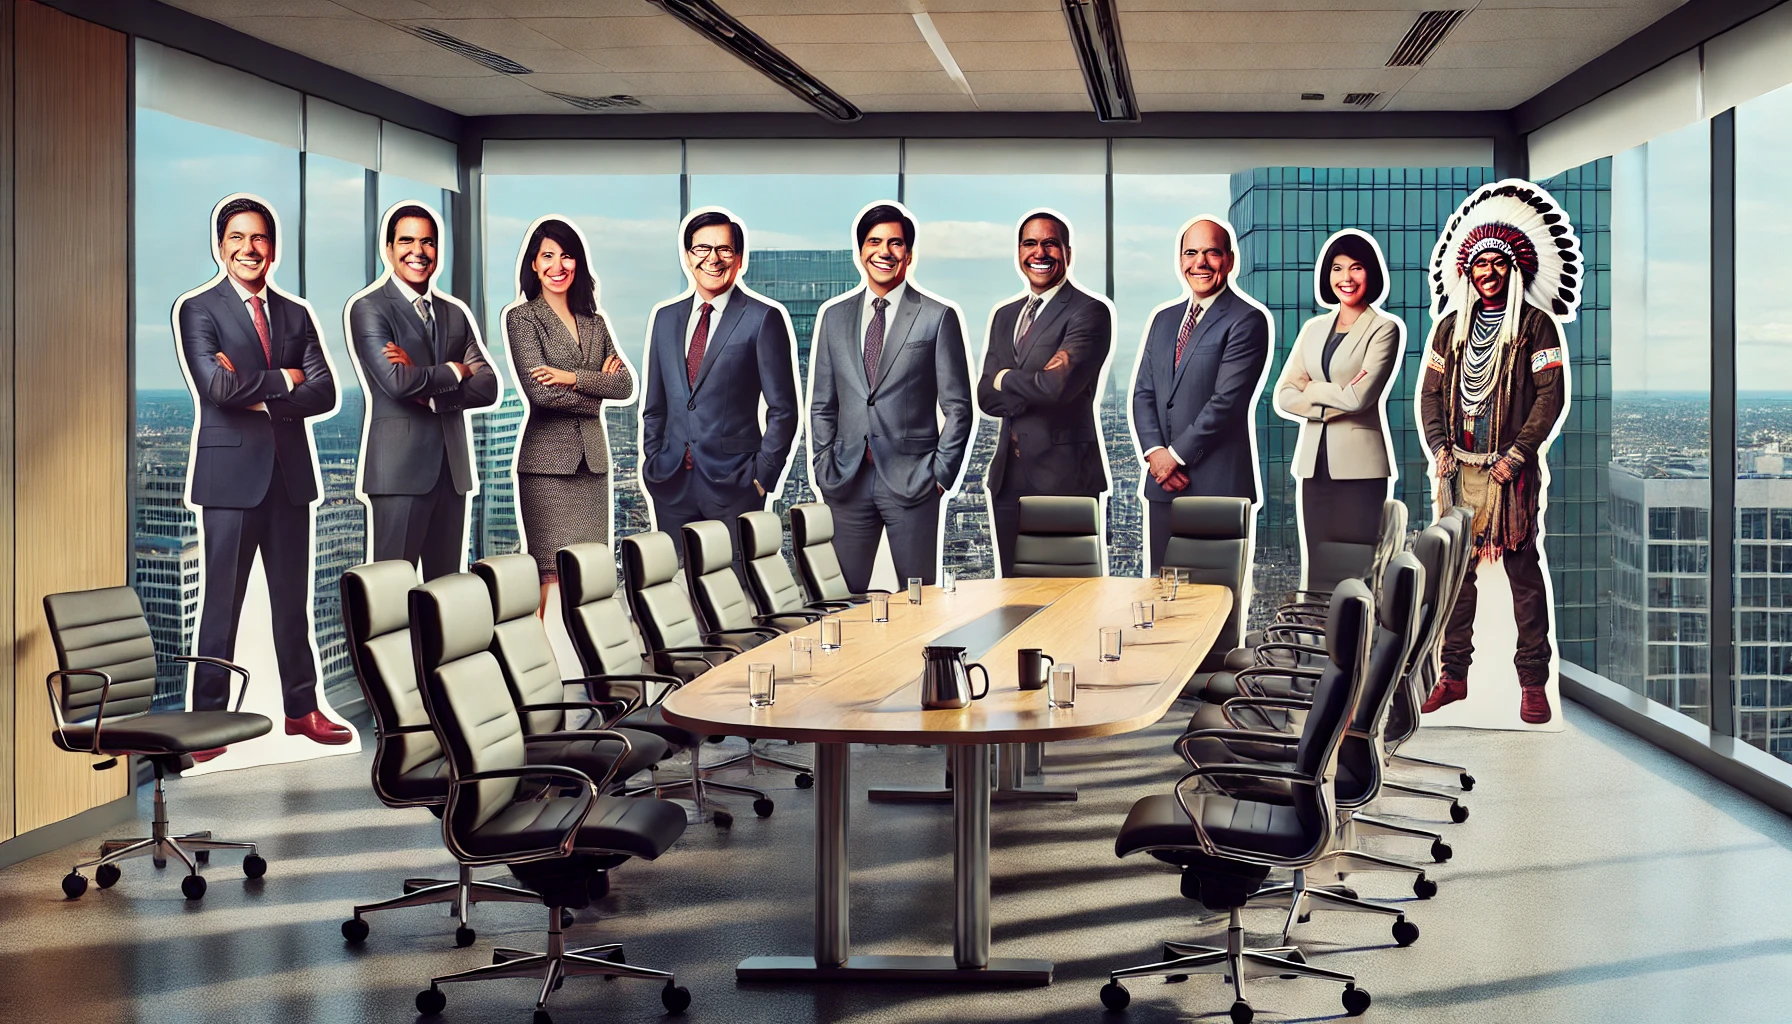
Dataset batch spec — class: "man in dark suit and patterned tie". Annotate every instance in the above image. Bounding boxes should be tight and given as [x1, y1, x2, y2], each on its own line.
[640, 209, 800, 571]
[976, 211, 1115, 577]
[809, 203, 974, 591]
[176, 195, 348, 749]
[1130, 216, 1272, 574]
[348, 204, 500, 580]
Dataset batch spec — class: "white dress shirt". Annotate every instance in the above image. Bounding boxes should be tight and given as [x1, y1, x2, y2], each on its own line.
[859, 280, 908, 357]
[226, 276, 289, 411]
[684, 287, 734, 360]
[993, 279, 1067, 390]
[1144, 287, 1227, 467]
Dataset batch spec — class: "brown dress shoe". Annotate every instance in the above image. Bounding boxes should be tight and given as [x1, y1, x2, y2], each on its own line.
[1420, 674, 1469, 714]
[1518, 685, 1553, 724]
[286, 711, 352, 745]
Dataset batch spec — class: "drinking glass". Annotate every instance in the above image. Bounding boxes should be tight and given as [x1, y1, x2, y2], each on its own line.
[870, 591, 890, 623]
[789, 635, 814, 677]
[1099, 627, 1122, 662]
[748, 663, 776, 707]
[1132, 600, 1155, 629]
[941, 569, 957, 593]
[908, 577, 924, 604]
[1159, 566, 1179, 601]
[1048, 663, 1076, 709]
[820, 615, 843, 650]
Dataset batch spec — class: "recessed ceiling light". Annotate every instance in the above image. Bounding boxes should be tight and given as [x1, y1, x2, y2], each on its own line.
[1301, 92, 1325, 101]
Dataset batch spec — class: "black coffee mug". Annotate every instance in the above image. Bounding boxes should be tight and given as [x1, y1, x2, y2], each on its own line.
[1018, 648, 1055, 691]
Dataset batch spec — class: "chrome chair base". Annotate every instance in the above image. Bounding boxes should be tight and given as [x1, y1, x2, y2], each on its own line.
[69, 773, 258, 888]
[419, 906, 686, 1015]
[616, 744, 770, 827]
[346, 862, 539, 941]
[1249, 868, 1417, 946]
[1102, 906, 1364, 1018]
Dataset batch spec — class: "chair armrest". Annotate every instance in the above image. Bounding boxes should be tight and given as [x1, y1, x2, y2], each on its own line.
[44, 668, 112, 755]
[704, 627, 778, 648]
[754, 611, 820, 626]
[1171, 763, 1319, 856]
[1254, 641, 1328, 660]
[445, 762, 605, 866]
[805, 601, 855, 613]
[382, 723, 436, 736]
[171, 654, 253, 712]
[1281, 589, 1333, 604]
[576, 672, 683, 713]
[1173, 727, 1298, 765]
[1234, 664, 1322, 698]
[518, 699, 632, 728]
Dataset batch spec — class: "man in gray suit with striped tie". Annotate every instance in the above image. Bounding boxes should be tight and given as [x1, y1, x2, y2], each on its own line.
[809, 203, 974, 591]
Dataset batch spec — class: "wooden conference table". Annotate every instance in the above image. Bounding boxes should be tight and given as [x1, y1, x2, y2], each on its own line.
[661, 576, 1229, 985]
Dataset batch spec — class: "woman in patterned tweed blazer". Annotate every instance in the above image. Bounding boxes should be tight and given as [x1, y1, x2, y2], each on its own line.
[505, 216, 634, 613]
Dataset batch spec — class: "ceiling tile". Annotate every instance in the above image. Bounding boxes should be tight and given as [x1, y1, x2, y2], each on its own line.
[737, 14, 926, 44]
[772, 43, 945, 73]
[928, 11, 1066, 41]
[948, 41, 1079, 71]
[519, 15, 698, 49]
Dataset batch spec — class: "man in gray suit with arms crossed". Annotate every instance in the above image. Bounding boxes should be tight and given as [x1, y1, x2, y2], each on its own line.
[809, 203, 974, 591]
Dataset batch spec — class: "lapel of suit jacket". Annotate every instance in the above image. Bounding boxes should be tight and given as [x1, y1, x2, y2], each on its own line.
[1304, 311, 1339, 381]
[691, 290, 747, 397]
[1017, 287, 1076, 367]
[266, 290, 293, 369]
[663, 300, 694, 400]
[382, 278, 433, 361]
[1170, 289, 1233, 392]
[838, 290, 870, 396]
[1329, 307, 1379, 383]
[870, 288, 920, 397]
[530, 298, 574, 366]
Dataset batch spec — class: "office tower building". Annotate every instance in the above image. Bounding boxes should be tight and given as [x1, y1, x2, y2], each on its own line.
[471, 391, 526, 560]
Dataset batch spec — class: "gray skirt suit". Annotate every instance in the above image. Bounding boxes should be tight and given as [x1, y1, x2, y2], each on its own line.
[506, 297, 635, 578]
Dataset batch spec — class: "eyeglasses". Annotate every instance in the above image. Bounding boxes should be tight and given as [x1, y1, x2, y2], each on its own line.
[687, 244, 737, 262]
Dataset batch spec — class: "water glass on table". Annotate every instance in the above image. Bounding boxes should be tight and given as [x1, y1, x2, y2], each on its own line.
[941, 569, 957, 593]
[789, 635, 814, 677]
[820, 615, 843, 650]
[748, 663, 776, 708]
[908, 577, 924, 604]
[1099, 626, 1122, 662]
[1048, 663, 1076, 709]
[870, 591, 890, 623]
[1132, 600, 1155, 629]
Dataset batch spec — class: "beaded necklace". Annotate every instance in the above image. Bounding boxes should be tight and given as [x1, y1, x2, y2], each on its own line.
[1458, 305, 1504, 418]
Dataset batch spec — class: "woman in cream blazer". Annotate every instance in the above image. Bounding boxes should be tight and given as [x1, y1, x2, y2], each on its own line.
[1274, 229, 1402, 589]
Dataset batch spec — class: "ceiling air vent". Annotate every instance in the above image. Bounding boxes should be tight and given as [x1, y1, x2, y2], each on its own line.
[403, 25, 532, 75]
[1386, 10, 1466, 68]
[1344, 92, 1380, 107]
[549, 93, 647, 112]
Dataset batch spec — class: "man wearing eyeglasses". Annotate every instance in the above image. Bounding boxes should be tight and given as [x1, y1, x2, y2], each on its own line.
[640, 209, 799, 571]
[1130, 217, 1271, 574]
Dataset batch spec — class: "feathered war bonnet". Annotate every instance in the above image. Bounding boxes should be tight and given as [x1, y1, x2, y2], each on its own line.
[1428, 179, 1584, 324]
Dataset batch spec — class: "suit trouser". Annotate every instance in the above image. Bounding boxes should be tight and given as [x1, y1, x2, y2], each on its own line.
[1147, 498, 1172, 577]
[194, 466, 318, 718]
[825, 466, 942, 593]
[648, 471, 763, 580]
[370, 455, 465, 581]
[1441, 464, 1552, 679]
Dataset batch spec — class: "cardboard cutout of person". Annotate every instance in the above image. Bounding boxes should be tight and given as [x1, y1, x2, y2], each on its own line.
[347, 202, 502, 582]
[807, 201, 975, 592]
[976, 209, 1118, 578]
[502, 215, 636, 615]
[172, 193, 359, 769]
[1273, 229, 1404, 592]
[1128, 215, 1273, 577]
[638, 207, 801, 573]
[1416, 179, 1581, 731]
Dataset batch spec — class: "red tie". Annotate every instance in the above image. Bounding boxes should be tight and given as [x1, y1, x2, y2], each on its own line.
[1174, 302, 1202, 368]
[249, 295, 273, 366]
[686, 302, 713, 387]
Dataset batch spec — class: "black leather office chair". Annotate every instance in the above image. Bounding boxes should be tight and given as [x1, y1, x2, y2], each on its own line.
[1259, 499, 1408, 650]
[44, 585, 270, 900]
[684, 520, 815, 635]
[789, 503, 873, 605]
[558, 542, 773, 826]
[1383, 507, 1480, 797]
[623, 531, 777, 662]
[473, 554, 671, 785]
[408, 572, 691, 1020]
[1101, 580, 1377, 1023]
[340, 561, 540, 946]
[1161, 496, 1254, 698]
[739, 510, 852, 623]
[1012, 496, 1103, 577]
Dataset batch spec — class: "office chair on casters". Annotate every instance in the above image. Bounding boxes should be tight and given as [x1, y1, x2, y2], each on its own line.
[408, 573, 691, 1022]
[44, 586, 271, 901]
[1160, 496, 1253, 700]
[1101, 580, 1377, 1024]
[557, 542, 769, 827]
[1385, 507, 1479, 796]
[739, 510, 853, 622]
[339, 561, 540, 947]
[789, 503, 877, 605]
[1012, 496, 1103, 577]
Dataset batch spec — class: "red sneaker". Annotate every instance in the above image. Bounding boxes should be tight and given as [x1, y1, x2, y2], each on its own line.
[1420, 674, 1469, 714]
[1518, 685, 1553, 724]
[286, 711, 352, 745]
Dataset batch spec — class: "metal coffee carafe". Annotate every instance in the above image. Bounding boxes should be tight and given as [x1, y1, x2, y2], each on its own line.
[920, 645, 991, 710]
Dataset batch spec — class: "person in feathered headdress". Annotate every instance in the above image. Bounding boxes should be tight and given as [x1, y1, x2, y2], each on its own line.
[1417, 181, 1580, 725]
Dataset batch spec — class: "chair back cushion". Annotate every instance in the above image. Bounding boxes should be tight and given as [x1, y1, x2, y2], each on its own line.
[741, 510, 805, 615]
[1162, 496, 1252, 667]
[791, 503, 853, 602]
[474, 554, 566, 736]
[411, 572, 525, 834]
[557, 543, 652, 677]
[1012, 496, 1103, 577]
[43, 586, 158, 724]
[684, 520, 757, 632]
[343, 561, 446, 800]
[622, 532, 707, 651]
[1368, 499, 1410, 584]
[1293, 579, 1372, 781]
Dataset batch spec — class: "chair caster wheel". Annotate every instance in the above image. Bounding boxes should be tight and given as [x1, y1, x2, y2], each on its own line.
[341, 918, 369, 943]
[1229, 998, 1254, 1024]
[195, 849, 210, 865]
[707, 735, 726, 743]
[455, 925, 476, 948]
[1278, 948, 1306, 979]
[1342, 984, 1372, 1015]
[95, 864, 122, 889]
[1165, 974, 1189, 983]
[1449, 801, 1469, 823]
[713, 810, 734, 829]
[415, 987, 446, 1016]
[181, 874, 207, 900]
[1335, 886, 1358, 901]
[588, 870, 610, 901]
[662, 982, 692, 1014]
[243, 854, 267, 879]
[1413, 875, 1438, 900]
[560, 908, 576, 928]
[796, 773, 814, 789]
[607, 949, 626, 963]
[532, 1010, 552, 1024]
[1460, 772, 1476, 791]
[1431, 840, 1453, 863]
[62, 872, 88, 900]
[1393, 917, 1420, 946]
[153, 857, 167, 870]
[1100, 981, 1130, 1010]
[753, 798, 775, 818]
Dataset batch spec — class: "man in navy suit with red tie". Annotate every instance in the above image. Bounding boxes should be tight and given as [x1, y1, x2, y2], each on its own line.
[640, 210, 799, 570]
[177, 196, 348, 748]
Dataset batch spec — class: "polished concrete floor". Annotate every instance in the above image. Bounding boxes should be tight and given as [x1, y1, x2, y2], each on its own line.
[2, 699, 1791, 1024]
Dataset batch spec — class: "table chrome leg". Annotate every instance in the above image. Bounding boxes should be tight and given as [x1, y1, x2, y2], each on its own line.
[952, 743, 991, 969]
[815, 742, 851, 969]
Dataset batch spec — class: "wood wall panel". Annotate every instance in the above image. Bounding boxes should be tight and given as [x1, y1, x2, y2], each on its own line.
[0, 0, 17, 844]
[11, 1, 128, 835]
